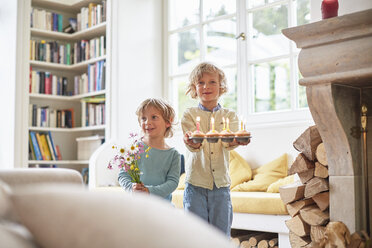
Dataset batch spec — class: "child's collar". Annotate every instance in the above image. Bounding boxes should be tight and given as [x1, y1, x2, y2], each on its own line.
[198, 103, 221, 112]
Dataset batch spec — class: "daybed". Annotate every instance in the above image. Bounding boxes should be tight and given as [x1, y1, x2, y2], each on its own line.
[0, 168, 236, 248]
[89, 141, 294, 247]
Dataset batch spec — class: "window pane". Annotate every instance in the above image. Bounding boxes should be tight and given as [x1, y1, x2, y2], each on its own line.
[203, 0, 236, 21]
[220, 67, 237, 112]
[247, 0, 283, 9]
[298, 70, 308, 108]
[169, 0, 199, 30]
[252, 59, 291, 112]
[170, 28, 200, 75]
[297, 0, 311, 26]
[173, 77, 199, 119]
[204, 19, 236, 66]
[249, 4, 289, 60]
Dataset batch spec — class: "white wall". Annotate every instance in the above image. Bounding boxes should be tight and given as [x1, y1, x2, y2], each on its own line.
[311, 0, 372, 22]
[0, 1, 18, 169]
[111, 0, 163, 142]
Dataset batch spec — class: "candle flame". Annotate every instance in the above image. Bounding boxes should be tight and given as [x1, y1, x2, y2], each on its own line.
[222, 117, 226, 130]
[226, 118, 230, 131]
[211, 117, 215, 131]
[196, 116, 200, 121]
[240, 115, 244, 130]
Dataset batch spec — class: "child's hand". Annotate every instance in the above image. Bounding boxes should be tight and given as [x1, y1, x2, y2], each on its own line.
[184, 131, 201, 149]
[228, 139, 250, 147]
[132, 183, 149, 194]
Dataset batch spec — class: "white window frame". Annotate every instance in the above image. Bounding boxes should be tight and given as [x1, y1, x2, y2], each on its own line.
[163, 0, 313, 129]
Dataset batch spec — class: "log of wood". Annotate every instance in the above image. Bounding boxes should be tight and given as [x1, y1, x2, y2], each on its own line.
[325, 221, 351, 248]
[348, 232, 363, 248]
[300, 205, 329, 226]
[231, 233, 260, 246]
[303, 242, 322, 248]
[239, 240, 251, 248]
[289, 153, 315, 175]
[298, 168, 315, 184]
[279, 183, 305, 204]
[287, 198, 315, 217]
[314, 162, 329, 178]
[268, 238, 278, 247]
[293, 125, 322, 161]
[285, 215, 310, 237]
[315, 143, 328, 166]
[248, 233, 276, 247]
[289, 231, 311, 248]
[312, 191, 330, 211]
[304, 177, 329, 198]
[310, 225, 327, 243]
[258, 239, 269, 248]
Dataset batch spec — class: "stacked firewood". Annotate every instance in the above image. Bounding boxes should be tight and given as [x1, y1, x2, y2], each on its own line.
[278, 125, 329, 247]
[231, 230, 278, 248]
[279, 126, 370, 247]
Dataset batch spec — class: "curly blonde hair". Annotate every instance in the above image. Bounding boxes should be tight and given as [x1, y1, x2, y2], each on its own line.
[136, 98, 176, 138]
[186, 62, 228, 99]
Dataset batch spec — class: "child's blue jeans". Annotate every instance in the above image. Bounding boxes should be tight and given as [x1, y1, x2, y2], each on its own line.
[183, 182, 233, 236]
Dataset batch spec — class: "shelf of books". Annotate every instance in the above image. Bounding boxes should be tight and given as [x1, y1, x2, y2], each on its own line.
[27, 0, 110, 175]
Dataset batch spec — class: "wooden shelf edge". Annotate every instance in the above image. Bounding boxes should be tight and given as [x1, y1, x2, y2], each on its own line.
[31, 22, 106, 40]
[29, 90, 106, 101]
[28, 160, 89, 165]
[30, 56, 106, 71]
[29, 125, 106, 132]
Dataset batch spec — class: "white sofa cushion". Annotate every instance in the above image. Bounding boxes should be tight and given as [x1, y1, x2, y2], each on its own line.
[0, 221, 39, 248]
[10, 185, 236, 248]
[0, 180, 11, 219]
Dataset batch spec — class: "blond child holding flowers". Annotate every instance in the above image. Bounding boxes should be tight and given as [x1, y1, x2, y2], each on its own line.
[118, 98, 181, 201]
[181, 62, 250, 236]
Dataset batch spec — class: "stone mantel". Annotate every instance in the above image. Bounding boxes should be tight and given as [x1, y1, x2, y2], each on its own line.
[283, 9, 372, 87]
[282, 9, 372, 233]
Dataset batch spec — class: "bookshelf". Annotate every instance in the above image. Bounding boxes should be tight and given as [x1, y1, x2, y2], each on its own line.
[23, 0, 111, 173]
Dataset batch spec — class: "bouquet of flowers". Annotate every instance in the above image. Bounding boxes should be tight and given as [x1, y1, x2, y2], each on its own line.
[107, 133, 151, 183]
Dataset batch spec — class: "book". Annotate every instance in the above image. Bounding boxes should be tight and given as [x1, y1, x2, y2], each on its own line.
[35, 132, 46, 160]
[47, 131, 58, 160]
[30, 131, 42, 160]
[55, 145, 62, 160]
[58, 14, 63, 32]
[40, 133, 52, 160]
[28, 133, 36, 160]
[46, 132, 56, 160]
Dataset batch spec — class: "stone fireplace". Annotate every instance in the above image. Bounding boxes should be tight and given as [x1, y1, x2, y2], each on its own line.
[282, 9, 372, 234]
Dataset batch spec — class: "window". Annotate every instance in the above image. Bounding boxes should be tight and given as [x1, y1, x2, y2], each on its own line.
[166, 0, 311, 124]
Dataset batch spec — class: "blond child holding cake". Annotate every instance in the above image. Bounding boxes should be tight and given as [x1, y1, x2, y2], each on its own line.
[181, 62, 250, 236]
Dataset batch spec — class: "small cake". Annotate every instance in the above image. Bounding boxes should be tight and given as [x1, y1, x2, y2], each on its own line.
[191, 130, 205, 144]
[206, 130, 220, 143]
[220, 129, 235, 143]
[235, 129, 251, 143]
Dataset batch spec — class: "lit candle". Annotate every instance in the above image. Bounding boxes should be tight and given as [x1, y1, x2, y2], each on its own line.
[196, 116, 200, 132]
[222, 117, 226, 130]
[240, 116, 244, 131]
[226, 118, 230, 131]
[211, 117, 215, 131]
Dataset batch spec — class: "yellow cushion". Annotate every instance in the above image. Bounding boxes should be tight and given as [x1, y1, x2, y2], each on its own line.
[232, 154, 288, 192]
[266, 175, 294, 193]
[172, 190, 288, 215]
[177, 173, 186, 190]
[229, 150, 252, 189]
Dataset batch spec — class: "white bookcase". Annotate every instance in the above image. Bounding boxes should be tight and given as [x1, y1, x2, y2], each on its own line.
[21, 0, 112, 172]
